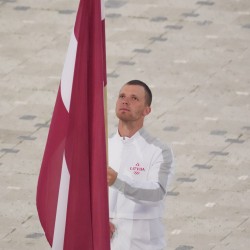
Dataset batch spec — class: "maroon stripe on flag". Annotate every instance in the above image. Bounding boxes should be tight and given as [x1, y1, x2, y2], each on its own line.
[63, 0, 110, 249]
[36, 85, 69, 246]
[74, 1, 106, 88]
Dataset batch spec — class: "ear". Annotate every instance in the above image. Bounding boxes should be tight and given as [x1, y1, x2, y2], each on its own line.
[143, 106, 151, 116]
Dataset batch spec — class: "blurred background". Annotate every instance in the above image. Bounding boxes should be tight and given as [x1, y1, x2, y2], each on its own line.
[0, 0, 249, 249]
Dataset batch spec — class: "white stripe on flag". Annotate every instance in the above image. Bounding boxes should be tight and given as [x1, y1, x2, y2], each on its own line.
[52, 155, 70, 250]
[61, 32, 77, 112]
[53, 32, 76, 249]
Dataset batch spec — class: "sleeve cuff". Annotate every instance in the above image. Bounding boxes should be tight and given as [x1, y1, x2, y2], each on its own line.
[112, 175, 124, 191]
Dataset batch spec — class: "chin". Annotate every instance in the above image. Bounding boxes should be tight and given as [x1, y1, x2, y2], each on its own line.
[117, 114, 130, 121]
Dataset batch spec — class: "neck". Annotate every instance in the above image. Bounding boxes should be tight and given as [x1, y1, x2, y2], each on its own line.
[118, 120, 143, 138]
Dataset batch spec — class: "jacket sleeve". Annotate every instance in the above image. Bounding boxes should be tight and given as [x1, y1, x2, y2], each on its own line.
[111, 146, 174, 205]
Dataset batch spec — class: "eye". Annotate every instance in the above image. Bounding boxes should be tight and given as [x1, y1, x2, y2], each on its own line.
[131, 96, 138, 101]
[119, 94, 125, 99]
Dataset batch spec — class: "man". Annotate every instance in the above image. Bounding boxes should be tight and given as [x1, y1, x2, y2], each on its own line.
[107, 80, 174, 250]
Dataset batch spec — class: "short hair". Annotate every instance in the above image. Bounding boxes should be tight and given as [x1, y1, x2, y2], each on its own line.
[125, 80, 152, 106]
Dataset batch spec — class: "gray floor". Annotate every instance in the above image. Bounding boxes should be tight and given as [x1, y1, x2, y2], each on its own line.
[0, 0, 249, 249]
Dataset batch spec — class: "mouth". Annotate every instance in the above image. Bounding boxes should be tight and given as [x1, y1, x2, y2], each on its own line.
[119, 108, 130, 112]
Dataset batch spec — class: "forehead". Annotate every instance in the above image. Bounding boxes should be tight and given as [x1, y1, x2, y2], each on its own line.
[119, 84, 145, 96]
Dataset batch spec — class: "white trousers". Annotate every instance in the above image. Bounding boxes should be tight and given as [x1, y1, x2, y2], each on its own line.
[110, 218, 166, 250]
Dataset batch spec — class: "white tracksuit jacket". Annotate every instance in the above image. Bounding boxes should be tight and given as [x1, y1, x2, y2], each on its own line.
[108, 128, 174, 250]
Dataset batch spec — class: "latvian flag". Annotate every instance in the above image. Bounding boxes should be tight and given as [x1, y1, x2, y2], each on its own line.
[36, 0, 110, 249]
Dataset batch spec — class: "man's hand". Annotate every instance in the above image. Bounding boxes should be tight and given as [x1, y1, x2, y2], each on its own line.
[109, 222, 116, 239]
[107, 167, 118, 186]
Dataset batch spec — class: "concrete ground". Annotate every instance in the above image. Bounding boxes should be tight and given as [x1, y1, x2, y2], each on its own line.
[0, 0, 249, 249]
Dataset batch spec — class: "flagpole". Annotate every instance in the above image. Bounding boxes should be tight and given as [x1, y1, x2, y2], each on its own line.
[102, 0, 108, 164]
[104, 85, 108, 163]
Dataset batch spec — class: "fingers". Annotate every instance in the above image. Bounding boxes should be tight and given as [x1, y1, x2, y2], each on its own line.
[109, 222, 116, 239]
[107, 167, 118, 186]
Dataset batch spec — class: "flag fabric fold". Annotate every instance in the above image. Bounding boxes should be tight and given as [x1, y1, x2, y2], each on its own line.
[36, 0, 110, 249]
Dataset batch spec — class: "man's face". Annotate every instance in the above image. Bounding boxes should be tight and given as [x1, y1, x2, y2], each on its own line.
[116, 84, 151, 122]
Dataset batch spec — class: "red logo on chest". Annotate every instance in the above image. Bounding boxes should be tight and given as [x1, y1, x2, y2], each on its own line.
[130, 163, 145, 175]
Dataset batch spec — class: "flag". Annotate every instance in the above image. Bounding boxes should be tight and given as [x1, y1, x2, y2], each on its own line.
[36, 0, 110, 249]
